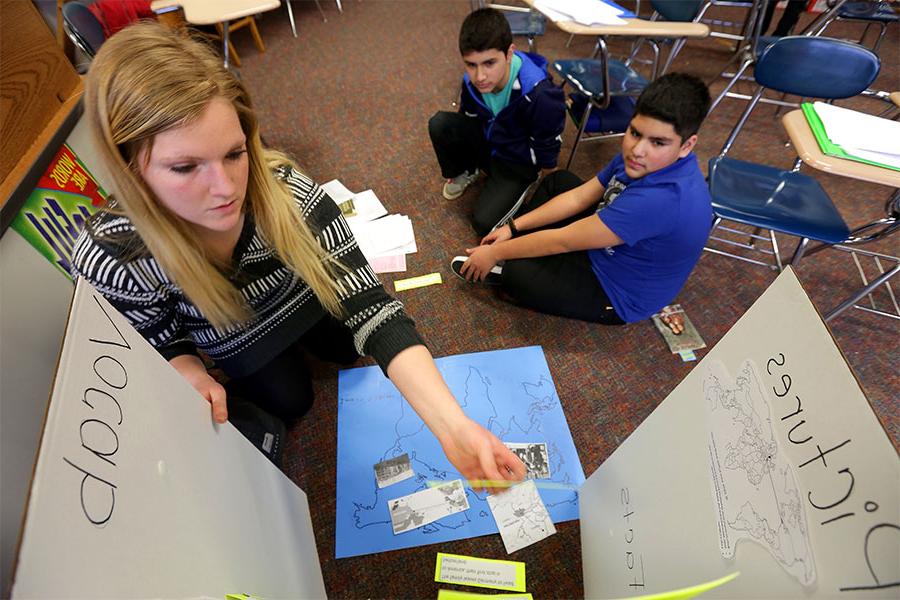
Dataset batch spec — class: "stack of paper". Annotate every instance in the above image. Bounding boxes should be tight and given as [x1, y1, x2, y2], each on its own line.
[320, 179, 388, 222]
[347, 215, 416, 265]
[533, 0, 632, 26]
[803, 102, 900, 171]
[320, 179, 413, 273]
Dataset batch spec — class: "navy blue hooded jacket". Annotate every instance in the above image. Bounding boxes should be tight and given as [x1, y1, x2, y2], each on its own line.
[460, 50, 566, 169]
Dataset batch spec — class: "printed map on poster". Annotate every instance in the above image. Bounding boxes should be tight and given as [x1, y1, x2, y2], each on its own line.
[704, 359, 816, 585]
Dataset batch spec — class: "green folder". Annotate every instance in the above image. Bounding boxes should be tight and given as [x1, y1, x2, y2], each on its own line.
[800, 103, 900, 172]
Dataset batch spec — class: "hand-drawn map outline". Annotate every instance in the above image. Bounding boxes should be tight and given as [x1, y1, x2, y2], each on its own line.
[336, 346, 584, 559]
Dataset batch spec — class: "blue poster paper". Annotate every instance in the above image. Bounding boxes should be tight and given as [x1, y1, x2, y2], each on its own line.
[603, 0, 636, 18]
[336, 346, 585, 558]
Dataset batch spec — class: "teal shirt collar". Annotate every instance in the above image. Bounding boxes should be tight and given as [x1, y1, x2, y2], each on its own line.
[482, 53, 523, 117]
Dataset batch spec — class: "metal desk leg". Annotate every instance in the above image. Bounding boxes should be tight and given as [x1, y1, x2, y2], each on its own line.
[825, 263, 900, 322]
[286, 0, 297, 37]
[801, 0, 849, 35]
[222, 20, 230, 69]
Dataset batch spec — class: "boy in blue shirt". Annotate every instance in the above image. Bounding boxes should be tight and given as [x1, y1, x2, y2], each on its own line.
[429, 8, 565, 236]
[453, 73, 712, 325]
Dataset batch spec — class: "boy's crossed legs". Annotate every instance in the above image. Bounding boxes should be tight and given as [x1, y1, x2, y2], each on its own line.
[498, 170, 625, 325]
[429, 111, 538, 236]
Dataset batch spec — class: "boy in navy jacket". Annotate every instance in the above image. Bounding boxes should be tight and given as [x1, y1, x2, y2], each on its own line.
[453, 74, 713, 326]
[429, 8, 565, 236]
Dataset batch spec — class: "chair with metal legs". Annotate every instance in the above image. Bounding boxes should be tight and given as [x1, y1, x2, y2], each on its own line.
[285, 0, 330, 36]
[707, 0, 781, 115]
[820, 189, 899, 321]
[471, 1, 547, 53]
[499, 6, 546, 53]
[811, 0, 898, 54]
[553, 38, 655, 170]
[705, 36, 882, 273]
[624, 0, 706, 75]
[61, 0, 106, 61]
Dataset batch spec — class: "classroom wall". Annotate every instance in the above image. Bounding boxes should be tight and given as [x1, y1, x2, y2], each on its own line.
[0, 113, 111, 595]
[0, 231, 72, 594]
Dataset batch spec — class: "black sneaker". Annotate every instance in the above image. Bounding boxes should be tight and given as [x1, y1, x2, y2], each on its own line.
[450, 255, 503, 285]
[227, 397, 287, 468]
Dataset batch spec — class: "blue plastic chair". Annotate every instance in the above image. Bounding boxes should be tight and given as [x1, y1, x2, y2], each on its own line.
[470, 2, 546, 52]
[707, 0, 783, 115]
[553, 46, 651, 169]
[814, 0, 898, 54]
[61, 1, 106, 60]
[503, 8, 546, 53]
[625, 0, 705, 75]
[706, 36, 882, 271]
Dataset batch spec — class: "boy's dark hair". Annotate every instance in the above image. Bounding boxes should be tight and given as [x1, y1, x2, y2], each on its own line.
[459, 8, 513, 55]
[634, 73, 711, 141]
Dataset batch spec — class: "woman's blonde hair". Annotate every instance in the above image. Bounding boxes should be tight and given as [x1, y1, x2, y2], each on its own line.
[84, 21, 344, 329]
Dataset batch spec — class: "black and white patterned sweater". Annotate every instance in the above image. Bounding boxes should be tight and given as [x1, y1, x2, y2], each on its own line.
[71, 167, 422, 378]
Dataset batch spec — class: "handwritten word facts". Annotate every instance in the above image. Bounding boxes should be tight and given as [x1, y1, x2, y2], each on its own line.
[620, 487, 645, 590]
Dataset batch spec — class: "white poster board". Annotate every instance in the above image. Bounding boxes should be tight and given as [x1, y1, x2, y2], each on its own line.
[581, 268, 899, 598]
[12, 279, 327, 599]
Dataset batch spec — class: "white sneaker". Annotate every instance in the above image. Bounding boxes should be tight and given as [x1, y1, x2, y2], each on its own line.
[442, 169, 480, 200]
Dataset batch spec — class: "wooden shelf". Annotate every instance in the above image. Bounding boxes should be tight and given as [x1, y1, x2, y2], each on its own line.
[1, 1, 84, 235]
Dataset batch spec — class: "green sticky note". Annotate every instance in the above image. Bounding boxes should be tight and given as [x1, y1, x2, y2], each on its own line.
[435, 552, 526, 592]
[678, 350, 697, 362]
[394, 272, 442, 292]
[617, 572, 740, 600]
[437, 590, 533, 599]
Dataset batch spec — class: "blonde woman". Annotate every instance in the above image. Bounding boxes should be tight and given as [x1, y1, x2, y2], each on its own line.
[72, 22, 524, 484]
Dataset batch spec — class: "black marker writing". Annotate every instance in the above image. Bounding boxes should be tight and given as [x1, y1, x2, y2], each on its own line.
[766, 352, 898, 593]
[63, 292, 132, 527]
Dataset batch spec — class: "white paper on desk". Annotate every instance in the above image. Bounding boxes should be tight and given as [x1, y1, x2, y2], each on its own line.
[535, 0, 627, 25]
[533, 1, 577, 23]
[320, 179, 355, 204]
[843, 147, 900, 170]
[348, 215, 417, 261]
[345, 189, 388, 223]
[813, 101, 900, 157]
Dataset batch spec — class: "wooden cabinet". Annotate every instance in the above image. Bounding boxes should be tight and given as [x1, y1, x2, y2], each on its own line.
[1, 0, 83, 234]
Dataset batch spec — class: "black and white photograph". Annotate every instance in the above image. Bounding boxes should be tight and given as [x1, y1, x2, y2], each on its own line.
[373, 453, 415, 489]
[505, 442, 551, 480]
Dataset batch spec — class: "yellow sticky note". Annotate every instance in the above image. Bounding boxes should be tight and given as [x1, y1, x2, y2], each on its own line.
[437, 590, 533, 599]
[435, 552, 526, 593]
[394, 272, 442, 292]
[616, 572, 740, 600]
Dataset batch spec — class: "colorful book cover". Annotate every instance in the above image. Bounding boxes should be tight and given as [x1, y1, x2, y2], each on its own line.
[11, 144, 107, 278]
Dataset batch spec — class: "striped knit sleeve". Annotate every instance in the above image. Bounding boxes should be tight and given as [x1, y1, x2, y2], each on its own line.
[71, 217, 199, 361]
[283, 169, 425, 373]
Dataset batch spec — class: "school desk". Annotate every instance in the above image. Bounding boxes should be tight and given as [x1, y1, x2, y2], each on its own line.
[782, 108, 900, 322]
[150, 0, 281, 68]
[524, 0, 709, 39]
